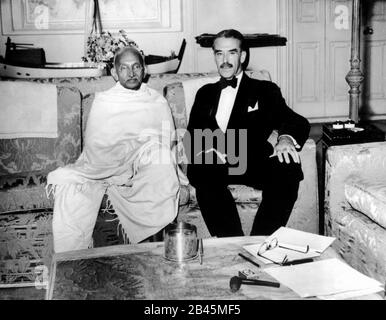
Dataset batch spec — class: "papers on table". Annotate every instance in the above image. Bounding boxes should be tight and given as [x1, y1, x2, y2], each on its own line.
[318, 287, 384, 300]
[240, 227, 382, 299]
[264, 258, 384, 299]
[243, 227, 335, 265]
[267, 227, 336, 253]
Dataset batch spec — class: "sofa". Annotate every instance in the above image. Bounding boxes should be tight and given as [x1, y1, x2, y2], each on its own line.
[324, 141, 386, 283]
[0, 71, 318, 287]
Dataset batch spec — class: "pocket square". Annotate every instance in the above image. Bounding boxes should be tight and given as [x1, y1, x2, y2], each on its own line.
[247, 102, 259, 112]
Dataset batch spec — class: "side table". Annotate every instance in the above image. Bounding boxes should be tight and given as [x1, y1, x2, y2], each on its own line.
[319, 122, 385, 234]
[322, 122, 385, 146]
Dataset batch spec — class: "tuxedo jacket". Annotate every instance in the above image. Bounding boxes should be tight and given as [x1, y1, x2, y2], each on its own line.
[185, 73, 310, 167]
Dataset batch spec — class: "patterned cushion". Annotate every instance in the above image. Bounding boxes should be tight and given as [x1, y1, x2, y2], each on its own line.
[185, 184, 262, 206]
[345, 177, 386, 228]
[0, 86, 82, 214]
[178, 187, 263, 238]
[164, 82, 188, 131]
[0, 177, 52, 214]
[228, 184, 262, 203]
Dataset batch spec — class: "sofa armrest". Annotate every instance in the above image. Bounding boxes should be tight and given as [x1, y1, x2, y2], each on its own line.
[325, 141, 386, 221]
[324, 141, 386, 282]
[287, 138, 318, 233]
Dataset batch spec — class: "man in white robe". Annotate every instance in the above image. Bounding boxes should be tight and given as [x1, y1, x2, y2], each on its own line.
[47, 46, 180, 253]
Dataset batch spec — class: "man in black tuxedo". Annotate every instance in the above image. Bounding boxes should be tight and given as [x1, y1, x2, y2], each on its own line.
[184, 29, 310, 237]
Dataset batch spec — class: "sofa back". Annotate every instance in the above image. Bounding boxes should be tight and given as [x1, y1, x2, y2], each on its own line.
[0, 83, 82, 214]
[0, 84, 82, 178]
[81, 71, 272, 149]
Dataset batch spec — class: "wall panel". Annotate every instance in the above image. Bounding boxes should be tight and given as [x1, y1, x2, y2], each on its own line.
[0, 0, 279, 75]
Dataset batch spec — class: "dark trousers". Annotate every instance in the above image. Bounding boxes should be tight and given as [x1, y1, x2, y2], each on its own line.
[187, 155, 303, 237]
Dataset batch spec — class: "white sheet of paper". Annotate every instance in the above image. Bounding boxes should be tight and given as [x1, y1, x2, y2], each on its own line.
[264, 258, 383, 298]
[267, 227, 336, 253]
[317, 287, 383, 300]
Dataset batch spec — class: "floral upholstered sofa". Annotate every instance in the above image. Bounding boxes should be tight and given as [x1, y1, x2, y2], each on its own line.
[0, 84, 81, 287]
[325, 141, 386, 283]
[0, 71, 318, 287]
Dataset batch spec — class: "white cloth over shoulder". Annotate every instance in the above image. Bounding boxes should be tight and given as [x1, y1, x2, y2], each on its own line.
[47, 83, 180, 250]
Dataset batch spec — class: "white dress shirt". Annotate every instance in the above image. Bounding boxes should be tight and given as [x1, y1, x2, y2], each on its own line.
[215, 72, 243, 132]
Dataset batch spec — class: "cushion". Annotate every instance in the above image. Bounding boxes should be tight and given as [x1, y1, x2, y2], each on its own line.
[181, 76, 220, 120]
[0, 185, 51, 214]
[178, 185, 264, 237]
[345, 177, 386, 228]
[228, 184, 262, 203]
[0, 86, 81, 177]
[0, 86, 82, 214]
[164, 82, 188, 131]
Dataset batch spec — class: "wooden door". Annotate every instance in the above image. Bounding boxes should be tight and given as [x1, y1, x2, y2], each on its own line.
[361, 0, 386, 119]
[291, 0, 352, 121]
[289, 0, 386, 121]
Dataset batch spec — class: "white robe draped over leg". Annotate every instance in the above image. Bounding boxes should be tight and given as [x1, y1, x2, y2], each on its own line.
[47, 83, 180, 253]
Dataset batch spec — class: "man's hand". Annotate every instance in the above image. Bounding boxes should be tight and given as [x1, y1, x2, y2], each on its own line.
[270, 136, 300, 164]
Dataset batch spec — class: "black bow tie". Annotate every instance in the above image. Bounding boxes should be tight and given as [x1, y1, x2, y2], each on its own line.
[219, 77, 237, 90]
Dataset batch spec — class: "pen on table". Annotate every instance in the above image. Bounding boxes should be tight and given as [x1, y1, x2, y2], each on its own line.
[199, 238, 204, 265]
[281, 258, 314, 266]
[238, 253, 261, 268]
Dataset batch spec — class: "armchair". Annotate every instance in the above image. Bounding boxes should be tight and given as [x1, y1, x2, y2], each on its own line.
[325, 141, 386, 282]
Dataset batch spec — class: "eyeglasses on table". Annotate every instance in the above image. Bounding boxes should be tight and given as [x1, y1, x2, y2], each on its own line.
[257, 237, 310, 266]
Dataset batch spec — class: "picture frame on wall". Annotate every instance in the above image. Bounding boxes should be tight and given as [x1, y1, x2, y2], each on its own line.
[0, 0, 182, 35]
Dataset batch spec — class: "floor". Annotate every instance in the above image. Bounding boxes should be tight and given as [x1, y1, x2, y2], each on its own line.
[2, 120, 386, 300]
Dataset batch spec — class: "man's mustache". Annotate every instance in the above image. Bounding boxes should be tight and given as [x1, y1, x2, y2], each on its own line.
[220, 63, 233, 68]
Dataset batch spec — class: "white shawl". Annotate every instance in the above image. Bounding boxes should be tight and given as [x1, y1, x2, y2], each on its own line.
[47, 82, 180, 244]
[47, 82, 175, 185]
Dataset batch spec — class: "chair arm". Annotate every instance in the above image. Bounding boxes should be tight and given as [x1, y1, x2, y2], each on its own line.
[325, 141, 386, 215]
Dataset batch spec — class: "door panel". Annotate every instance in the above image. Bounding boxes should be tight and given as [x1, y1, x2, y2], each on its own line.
[296, 42, 321, 104]
[291, 0, 386, 121]
[292, 0, 326, 119]
[325, 0, 351, 118]
[362, 0, 386, 118]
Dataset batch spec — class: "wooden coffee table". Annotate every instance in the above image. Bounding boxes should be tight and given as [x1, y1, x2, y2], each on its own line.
[46, 236, 383, 300]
